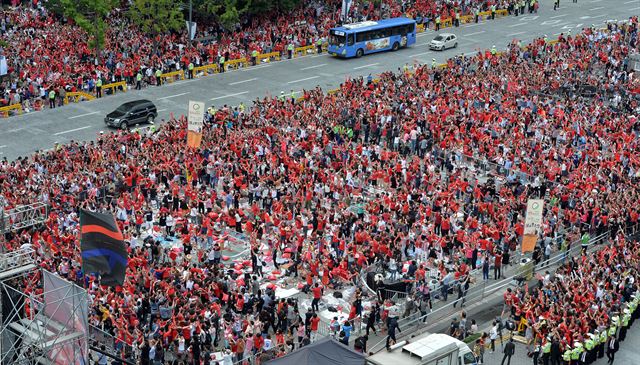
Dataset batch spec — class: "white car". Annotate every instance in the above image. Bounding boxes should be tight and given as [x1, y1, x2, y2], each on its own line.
[429, 33, 458, 51]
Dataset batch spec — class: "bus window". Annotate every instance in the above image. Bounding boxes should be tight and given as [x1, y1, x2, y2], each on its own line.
[356, 32, 365, 43]
[347, 34, 355, 46]
[329, 30, 346, 46]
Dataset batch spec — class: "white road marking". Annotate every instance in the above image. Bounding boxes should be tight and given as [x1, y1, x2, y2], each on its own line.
[624, 0, 637, 3]
[157, 92, 190, 100]
[157, 108, 167, 112]
[287, 75, 320, 83]
[241, 64, 273, 71]
[211, 91, 249, 100]
[0, 145, 7, 148]
[508, 31, 526, 37]
[463, 51, 478, 56]
[590, 0, 603, 2]
[589, 6, 605, 10]
[591, 14, 607, 18]
[353, 63, 379, 70]
[629, 6, 640, 11]
[68, 111, 100, 120]
[301, 63, 327, 70]
[464, 23, 480, 28]
[466, 30, 486, 36]
[53, 126, 91, 136]
[550, 14, 569, 19]
[509, 22, 528, 27]
[410, 51, 433, 57]
[229, 78, 257, 86]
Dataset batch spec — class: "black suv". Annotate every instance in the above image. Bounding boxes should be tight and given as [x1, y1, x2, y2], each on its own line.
[105, 100, 157, 129]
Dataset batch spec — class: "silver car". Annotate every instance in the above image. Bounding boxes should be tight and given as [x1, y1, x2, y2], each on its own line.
[429, 33, 458, 51]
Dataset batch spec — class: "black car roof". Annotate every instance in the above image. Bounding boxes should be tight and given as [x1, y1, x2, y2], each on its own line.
[120, 99, 153, 108]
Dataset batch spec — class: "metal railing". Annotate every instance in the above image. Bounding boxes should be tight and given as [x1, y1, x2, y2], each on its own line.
[0, 247, 35, 272]
[367, 222, 634, 353]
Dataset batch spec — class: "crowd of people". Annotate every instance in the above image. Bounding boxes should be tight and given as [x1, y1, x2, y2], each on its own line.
[0, 0, 522, 114]
[0, 9, 638, 365]
[500, 233, 638, 365]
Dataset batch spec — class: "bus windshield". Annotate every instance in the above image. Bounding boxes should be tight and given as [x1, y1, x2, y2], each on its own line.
[329, 30, 346, 46]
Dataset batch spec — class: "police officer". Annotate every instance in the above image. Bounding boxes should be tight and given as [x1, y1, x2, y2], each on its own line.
[48, 88, 56, 109]
[491, 4, 496, 20]
[571, 342, 582, 365]
[562, 344, 572, 365]
[219, 54, 226, 73]
[251, 49, 258, 66]
[188, 61, 194, 79]
[619, 309, 630, 342]
[316, 37, 323, 54]
[155, 68, 162, 86]
[431, 58, 437, 69]
[474, 7, 480, 23]
[287, 42, 294, 59]
[541, 337, 551, 365]
[491, 45, 497, 56]
[136, 71, 143, 90]
[95, 77, 103, 97]
[584, 334, 595, 364]
[435, 15, 441, 31]
[454, 11, 460, 27]
[598, 326, 607, 359]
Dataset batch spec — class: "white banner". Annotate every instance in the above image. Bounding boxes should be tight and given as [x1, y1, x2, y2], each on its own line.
[0, 56, 7, 76]
[187, 100, 205, 147]
[342, 0, 353, 22]
[522, 199, 544, 252]
[185, 21, 197, 41]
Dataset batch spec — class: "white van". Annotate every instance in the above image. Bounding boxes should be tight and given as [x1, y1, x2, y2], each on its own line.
[367, 333, 477, 365]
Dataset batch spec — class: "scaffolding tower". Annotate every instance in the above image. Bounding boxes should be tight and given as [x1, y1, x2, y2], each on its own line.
[0, 248, 89, 365]
[0, 202, 49, 253]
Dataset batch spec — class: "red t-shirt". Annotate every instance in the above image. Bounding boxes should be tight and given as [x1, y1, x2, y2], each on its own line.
[310, 317, 320, 331]
[312, 287, 323, 299]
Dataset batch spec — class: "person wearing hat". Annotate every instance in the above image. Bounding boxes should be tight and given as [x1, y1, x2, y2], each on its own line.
[431, 58, 437, 69]
[562, 343, 572, 365]
[619, 308, 630, 342]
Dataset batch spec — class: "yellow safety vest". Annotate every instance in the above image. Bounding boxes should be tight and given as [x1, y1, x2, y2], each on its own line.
[136, 73, 142, 81]
[252, 50, 258, 57]
[188, 63, 194, 70]
[155, 70, 162, 77]
[96, 79, 102, 87]
[49, 90, 55, 99]
[562, 350, 572, 361]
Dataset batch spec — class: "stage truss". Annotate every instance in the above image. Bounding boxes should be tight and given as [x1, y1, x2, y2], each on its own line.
[0, 248, 88, 365]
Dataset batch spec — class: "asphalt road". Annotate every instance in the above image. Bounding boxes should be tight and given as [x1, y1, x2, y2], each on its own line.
[2, 0, 638, 160]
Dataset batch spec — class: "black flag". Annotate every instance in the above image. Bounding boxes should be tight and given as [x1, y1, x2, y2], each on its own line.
[80, 210, 128, 287]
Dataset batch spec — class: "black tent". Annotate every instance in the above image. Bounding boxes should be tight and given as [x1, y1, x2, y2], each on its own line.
[265, 338, 366, 365]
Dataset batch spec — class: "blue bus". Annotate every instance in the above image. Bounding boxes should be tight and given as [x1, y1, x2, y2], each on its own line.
[328, 17, 417, 58]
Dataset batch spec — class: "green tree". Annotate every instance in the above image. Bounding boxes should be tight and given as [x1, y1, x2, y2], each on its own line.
[59, 0, 116, 61]
[129, 0, 185, 37]
[128, 0, 185, 52]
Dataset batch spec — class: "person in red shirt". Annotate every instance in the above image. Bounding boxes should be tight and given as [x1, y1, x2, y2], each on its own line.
[311, 283, 323, 312]
[494, 251, 503, 280]
[310, 313, 321, 342]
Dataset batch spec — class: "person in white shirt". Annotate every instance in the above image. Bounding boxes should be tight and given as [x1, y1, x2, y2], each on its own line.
[490, 321, 498, 353]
